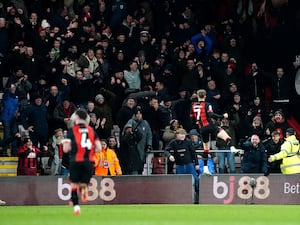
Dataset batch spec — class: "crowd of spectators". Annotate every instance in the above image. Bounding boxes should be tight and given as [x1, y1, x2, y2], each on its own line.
[0, 0, 300, 175]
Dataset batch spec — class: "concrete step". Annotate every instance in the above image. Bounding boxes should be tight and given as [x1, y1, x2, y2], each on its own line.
[0, 157, 18, 176]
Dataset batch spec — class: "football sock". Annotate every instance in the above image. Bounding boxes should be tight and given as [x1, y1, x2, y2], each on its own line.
[71, 187, 79, 206]
[203, 150, 209, 166]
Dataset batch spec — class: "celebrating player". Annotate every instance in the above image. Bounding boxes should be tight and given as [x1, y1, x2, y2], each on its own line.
[190, 89, 234, 174]
[63, 109, 101, 215]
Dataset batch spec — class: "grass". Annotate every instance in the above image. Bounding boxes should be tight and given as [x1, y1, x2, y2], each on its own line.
[1, 204, 300, 225]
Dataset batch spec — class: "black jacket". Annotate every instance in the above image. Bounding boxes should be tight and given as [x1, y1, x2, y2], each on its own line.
[165, 139, 198, 166]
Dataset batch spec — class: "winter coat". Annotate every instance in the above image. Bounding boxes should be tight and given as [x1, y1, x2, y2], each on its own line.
[125, 118, 152, 162]
[120, 129, 143, 174]
[1, 90, 18, 121]
[165, 139, 198, 166]
[241, 140, 268, 174]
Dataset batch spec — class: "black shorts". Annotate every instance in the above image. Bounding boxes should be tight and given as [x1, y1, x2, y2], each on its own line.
[199, 123, 218, 143]
[69, 161, 94, 184]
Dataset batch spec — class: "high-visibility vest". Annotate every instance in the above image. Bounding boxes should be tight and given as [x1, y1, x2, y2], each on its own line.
[271, 135, 300, 174]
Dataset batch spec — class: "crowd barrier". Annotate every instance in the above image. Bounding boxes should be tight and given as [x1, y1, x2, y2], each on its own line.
[0, 174, 299, 205]
[145, 149, 243, 175]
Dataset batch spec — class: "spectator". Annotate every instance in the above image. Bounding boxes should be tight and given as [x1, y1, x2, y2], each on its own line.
[264, 110, 288, 140]
[111, 49, 127, 73]
[94, 89, 115, 131]
[211, 51, 230, 93]
[165, 128, 199, 202]
[140, 68, 155, 92]
[20, 94, 48, 148]
[124, 60, 141, 91]
[265, 66, 292, 116]
[86, 100, 98, 115]
[135, 50, 150, 72]
[157, 64, 180, 97]
[7, 68, 32, 113]
[162, 119, 183, 174]
[221, 82, 239, 109]
[107, 68, 129, 115]
[116, 97, 136, 132]
[94, 139, 122, 176]
[77, 48, 99, 73]
[181, 58, 201, 94]
[82, 67, 93, 80]
[240, 134, 268, 174]
[244, 62, 266, 103]
[222, 63, 239, 97]
[117, 12, 139, 40]
[89, 113, 110, 140]
[190, 27, 213, 63]
[246, 96, 268, 125]
[94, 47, 110, 82]
[268, 128, 300, 174]
[53, 97, 77, 131]
[263, 130, 283, 174]
[248, 116, 265, 140]
[223, 36, 242, 71]
[133, 30, 155, 62]
[17, 138, 43, 176]
[206, 79, 221, 113]
[143, 97, 170, 150]
[48, 128, 64, 175]
[160, 95, 179, 122]
[19, 46, 45, 84]
[216, 111, 240, 174]
[107, 135, 121, 161]
[0, 17, 10, 55]
[66, 69, 95, 108]
[154, 80, 168, 104]
[113, 31, 131, 61]
[1, 84, 19, 156]
[31, 75, 49, 100]
[162, 119, 182, 147]
[173, 87, 193, 131]
[226, 91, 249, 145]
[109, 0, 127, 31]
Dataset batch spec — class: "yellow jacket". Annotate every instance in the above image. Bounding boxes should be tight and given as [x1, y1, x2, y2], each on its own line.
[94, 148, 122, 176]
[270, 135, 300, 174]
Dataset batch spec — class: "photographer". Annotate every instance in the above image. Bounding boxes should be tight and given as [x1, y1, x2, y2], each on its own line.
[119, 123, 143, 175]
[124, 107, 152, 174]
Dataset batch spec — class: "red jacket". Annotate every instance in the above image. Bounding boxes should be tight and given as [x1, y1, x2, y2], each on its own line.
[17, 144, 41, 176]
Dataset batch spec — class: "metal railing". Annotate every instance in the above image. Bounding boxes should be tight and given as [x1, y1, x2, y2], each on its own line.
[145, 149, 244, 175]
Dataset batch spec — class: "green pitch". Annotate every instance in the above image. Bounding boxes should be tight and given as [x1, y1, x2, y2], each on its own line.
[1, 205, 299, 225]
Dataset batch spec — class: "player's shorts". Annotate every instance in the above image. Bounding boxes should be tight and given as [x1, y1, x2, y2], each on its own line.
[199, 123, 218, 143]
[69, 161, 94, 184]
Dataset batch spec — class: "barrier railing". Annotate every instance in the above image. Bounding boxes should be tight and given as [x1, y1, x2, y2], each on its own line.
[145, 149, 244, 175]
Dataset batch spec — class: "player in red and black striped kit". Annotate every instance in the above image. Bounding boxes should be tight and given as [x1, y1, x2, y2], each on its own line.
[190, 89, 232, 173]
[63, 109, 101, 215]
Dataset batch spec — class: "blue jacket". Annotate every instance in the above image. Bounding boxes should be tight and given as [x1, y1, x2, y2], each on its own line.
[241, 140, 268, 174]
[191, 33, 213, 60]
[1, 90, 18, 121]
